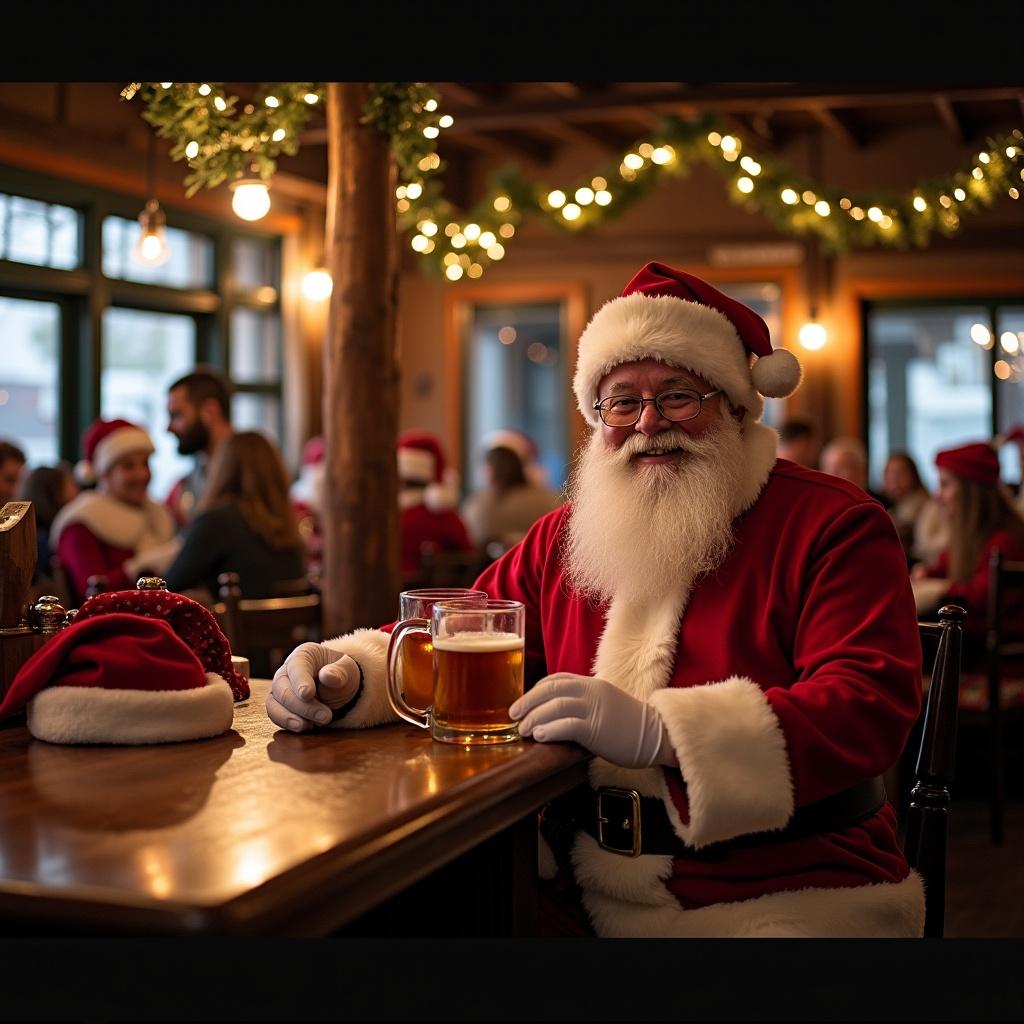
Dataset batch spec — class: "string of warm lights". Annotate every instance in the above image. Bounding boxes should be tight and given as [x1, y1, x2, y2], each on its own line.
[125, 84, 1024, 283]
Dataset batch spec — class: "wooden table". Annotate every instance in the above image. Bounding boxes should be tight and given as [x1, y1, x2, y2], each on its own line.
[0, 678, 590, 936]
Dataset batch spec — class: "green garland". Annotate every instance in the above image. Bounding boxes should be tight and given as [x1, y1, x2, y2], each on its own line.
[124, 83, 1024, 280]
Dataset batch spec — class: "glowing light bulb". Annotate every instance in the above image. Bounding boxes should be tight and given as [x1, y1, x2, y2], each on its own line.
[304, 93, 319, 104]
[995, 360, 1011, 380]
[487, 244, 505, 260]
[851, 207, 865, 220]
[214, 96, 227, 112]
[737, 177, 754, 194]
[972, 167, 984, 180]
[445, 264, 464, 281]
[406, 182, 423, 200]
[230, 179, 271, 221]
[739, 156, 761, 175]
[953, 188, 966, 201]
[272, 128, 286, 142]
[451, 233, 467, 248]
[913, 196, 927, 212]
[802, 190, 816, 205]
[423, 126, 439, 139]
[185, 140, 199, 159]
[493, 195, 511, 212]
[650, 147, 672, 165]
[302, 269, 333, 301]
[478, 231, 496, 248]
[591, 176, 607, 190]
[798, 322, 827, 351]
[410, 235, 429, 252]
[707, 132, 722, 146]
[1000, 331, 1020, 354]
[160, 82, 172, 89]
[595, 190, 612, 206]
[467, 263, 483, 279]
[623, 153, 644, 170]
[198, 83, 211, 96]
[498, 223, 515, 238]
[561, 203, 581, 220]
[781, 188, 799, 205]
[264, 95, 279, 108]
[421, 221, 438, 236]
[814, 200, 830, 216]
[463, 223, 481, 240]
[575, 187, 595, 205]
[939, 195, 952, 208]
[130, 199, 171, 268]
[867, 206, 883, 222]
[720, 135, 737, 153]
[970, 323, 991, 346]
[547, 190, 566, 208]
[438, 114, 454, 128]
[978, 152, 990, 164]
[638, 143, 654, 158]
[424, 99, 438, 112]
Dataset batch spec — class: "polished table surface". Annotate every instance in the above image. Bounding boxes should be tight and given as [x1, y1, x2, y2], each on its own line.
[0, 678, 590, 935]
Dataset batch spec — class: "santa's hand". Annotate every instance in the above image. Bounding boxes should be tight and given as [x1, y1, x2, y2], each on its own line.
[509, 673, 678, 769]
[266, 643, 361, 733]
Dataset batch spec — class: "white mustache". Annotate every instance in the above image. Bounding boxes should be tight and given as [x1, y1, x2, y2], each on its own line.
[614, 429, 708, 463]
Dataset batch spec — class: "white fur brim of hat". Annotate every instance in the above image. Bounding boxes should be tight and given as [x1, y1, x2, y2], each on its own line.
[25, 673, 234, 745]
[93, 426, 155, 476]
[573, 292, 802, 426]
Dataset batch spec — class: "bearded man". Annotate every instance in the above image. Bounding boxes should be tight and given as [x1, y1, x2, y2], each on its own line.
[266, 262, 925, 938]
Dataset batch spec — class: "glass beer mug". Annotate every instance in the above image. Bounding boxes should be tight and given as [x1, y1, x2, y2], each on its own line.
[387, 599, 526, 744]
[392, 589, 487, 709]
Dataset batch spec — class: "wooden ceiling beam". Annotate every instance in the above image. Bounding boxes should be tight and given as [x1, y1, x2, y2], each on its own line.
[934, 96, 965, 144]
[811, 106, 867, 149]
[442, 129, 555, 165]
[441, 84, 1024, 133]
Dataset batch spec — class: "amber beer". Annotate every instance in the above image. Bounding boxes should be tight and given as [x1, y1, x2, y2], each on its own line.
[432, 631, 524, 737]
[386, 598, 525, 744]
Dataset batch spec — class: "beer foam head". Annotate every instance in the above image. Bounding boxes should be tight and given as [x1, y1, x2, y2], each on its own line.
[433, 631, 524, 652]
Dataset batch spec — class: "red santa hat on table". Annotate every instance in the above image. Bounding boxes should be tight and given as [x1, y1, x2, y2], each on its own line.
[75, 417, 155, 487]
[935, 441, 1001, 487]
[0, 612, 235, 745]
[398, 430, 459, 511]
[572, 261, 802, 426]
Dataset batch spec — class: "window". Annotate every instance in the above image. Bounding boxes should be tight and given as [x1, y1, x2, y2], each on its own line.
[716, 280, 785, 428]
[0, 177, 285, 504]
[0, 296, 60, 466]
[102, 215, 214, 289]
[463, 302, 567, 492]
[0, 192, 80, 270]
[100, 308, 196, 500]
[866, 300, 1024, 491]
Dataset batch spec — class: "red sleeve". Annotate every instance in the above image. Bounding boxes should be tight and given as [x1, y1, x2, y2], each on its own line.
[766, 502, 923, 803]
[922, 550, 949, 578]
[56, 523, 131, 603]
[941, 530, 1019, 626]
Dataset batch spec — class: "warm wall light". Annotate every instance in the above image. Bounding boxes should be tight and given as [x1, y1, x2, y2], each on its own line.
[798, 321, 827, 351]
[131, 198, 171, 268]
[302, 268, 333, 301]
[230, 177, 271, 222]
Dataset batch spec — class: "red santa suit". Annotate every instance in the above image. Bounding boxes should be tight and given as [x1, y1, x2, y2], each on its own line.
[301, 262, 926, 936]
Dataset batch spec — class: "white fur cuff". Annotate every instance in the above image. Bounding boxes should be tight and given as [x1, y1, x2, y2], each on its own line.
[649, 675, 794, 847]
[323, 628, 399, 728]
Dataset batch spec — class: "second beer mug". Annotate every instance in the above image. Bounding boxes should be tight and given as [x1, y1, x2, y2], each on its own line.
[387, 599, 525, 744]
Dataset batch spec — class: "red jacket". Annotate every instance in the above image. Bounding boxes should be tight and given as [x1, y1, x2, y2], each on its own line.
[400, 503, 474, 577]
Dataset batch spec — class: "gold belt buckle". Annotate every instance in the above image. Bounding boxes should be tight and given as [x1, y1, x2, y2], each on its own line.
[596, 787, 642, 857]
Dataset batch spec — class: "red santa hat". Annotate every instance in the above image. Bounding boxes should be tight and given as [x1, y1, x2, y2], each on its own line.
[935, 442, 1000, 487]
[572, 261, 802, 426]
[302, 435, 325, 466]
[75, 417, 155, 486]
[398, 431, 458, 511]
[0, 612, 235, 745]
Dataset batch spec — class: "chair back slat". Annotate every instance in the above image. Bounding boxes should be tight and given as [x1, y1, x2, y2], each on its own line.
[904, 603, 965, 939]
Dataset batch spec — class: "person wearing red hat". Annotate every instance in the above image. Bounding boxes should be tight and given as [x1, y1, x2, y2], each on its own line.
[289, 435, 326, 573]
[269, 262, 925, 937]
[397, 430, 474, 581]
[50, 418, 180, 604]
[911, 441, 1024, 651]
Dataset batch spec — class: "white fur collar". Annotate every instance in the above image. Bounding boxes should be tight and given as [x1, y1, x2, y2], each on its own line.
[50, 490, 176, 553]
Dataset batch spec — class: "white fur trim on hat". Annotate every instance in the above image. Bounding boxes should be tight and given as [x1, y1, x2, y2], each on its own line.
[26, 673, 234, 745]
[323, 628, 398, 729]
[93, 426, 155, 476]
[574, 292, 802, 427]
[398, 447, 437, 484]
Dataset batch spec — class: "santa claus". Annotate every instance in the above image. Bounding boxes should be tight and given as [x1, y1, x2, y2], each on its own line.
[266, 261, 925, 937]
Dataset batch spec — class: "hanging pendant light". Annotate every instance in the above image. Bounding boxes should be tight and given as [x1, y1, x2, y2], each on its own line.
[230, 164, 271, 222]
[131, 134, 171, 268]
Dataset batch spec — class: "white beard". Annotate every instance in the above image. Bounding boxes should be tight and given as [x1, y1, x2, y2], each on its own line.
[563, 417, 748, 604]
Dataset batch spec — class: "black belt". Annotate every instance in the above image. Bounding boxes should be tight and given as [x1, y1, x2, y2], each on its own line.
[541, 776, 886, 861]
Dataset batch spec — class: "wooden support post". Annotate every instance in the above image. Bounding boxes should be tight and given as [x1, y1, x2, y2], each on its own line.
[321, 83, 401, 636]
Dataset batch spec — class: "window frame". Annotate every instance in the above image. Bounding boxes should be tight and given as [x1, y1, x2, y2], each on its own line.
[0, 163, 284, 467]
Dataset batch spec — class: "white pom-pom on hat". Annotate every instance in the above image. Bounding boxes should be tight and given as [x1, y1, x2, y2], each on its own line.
[750, 346, 802, 398]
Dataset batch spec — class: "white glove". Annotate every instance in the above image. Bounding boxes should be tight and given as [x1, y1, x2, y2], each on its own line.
[266, 642, 361, 733]
[509, 672, 678, 769]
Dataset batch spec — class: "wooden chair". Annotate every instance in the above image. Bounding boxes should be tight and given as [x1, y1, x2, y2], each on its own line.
[213, 572, 322, 679]
[962, 548, 1024, 845]
[903, 603, 966, 938]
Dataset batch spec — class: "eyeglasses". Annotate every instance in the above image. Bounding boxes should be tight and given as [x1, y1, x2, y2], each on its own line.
[593, 388, 722, 427]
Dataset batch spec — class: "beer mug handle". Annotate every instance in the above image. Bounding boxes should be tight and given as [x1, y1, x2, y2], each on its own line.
[386, 617, 431, 729]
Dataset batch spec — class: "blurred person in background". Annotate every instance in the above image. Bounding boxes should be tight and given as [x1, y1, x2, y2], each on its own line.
[51, 419, 179, 604]
[820, 435, 886, 504]
[881, 451, 946, 567]
[0, 439, 27, 506]
[290, 434, 325, 575]
[776, 417, 820, 468]
[461, 442, 562, 549]
[911, 441, 1024, 659]
[165, 367, 234, 529]
[18, 463, 78, 596]
[164, 431, 306, 603]
[398, 431, 474, 583]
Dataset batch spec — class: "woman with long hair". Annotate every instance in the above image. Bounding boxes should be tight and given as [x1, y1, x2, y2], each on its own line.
[164, 431, 306, 601]
[911, 441, 1024, 653]
[882, 451, 946, 566]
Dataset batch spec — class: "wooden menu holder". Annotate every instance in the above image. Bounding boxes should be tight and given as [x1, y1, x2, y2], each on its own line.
[0, 501, 50, 703]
